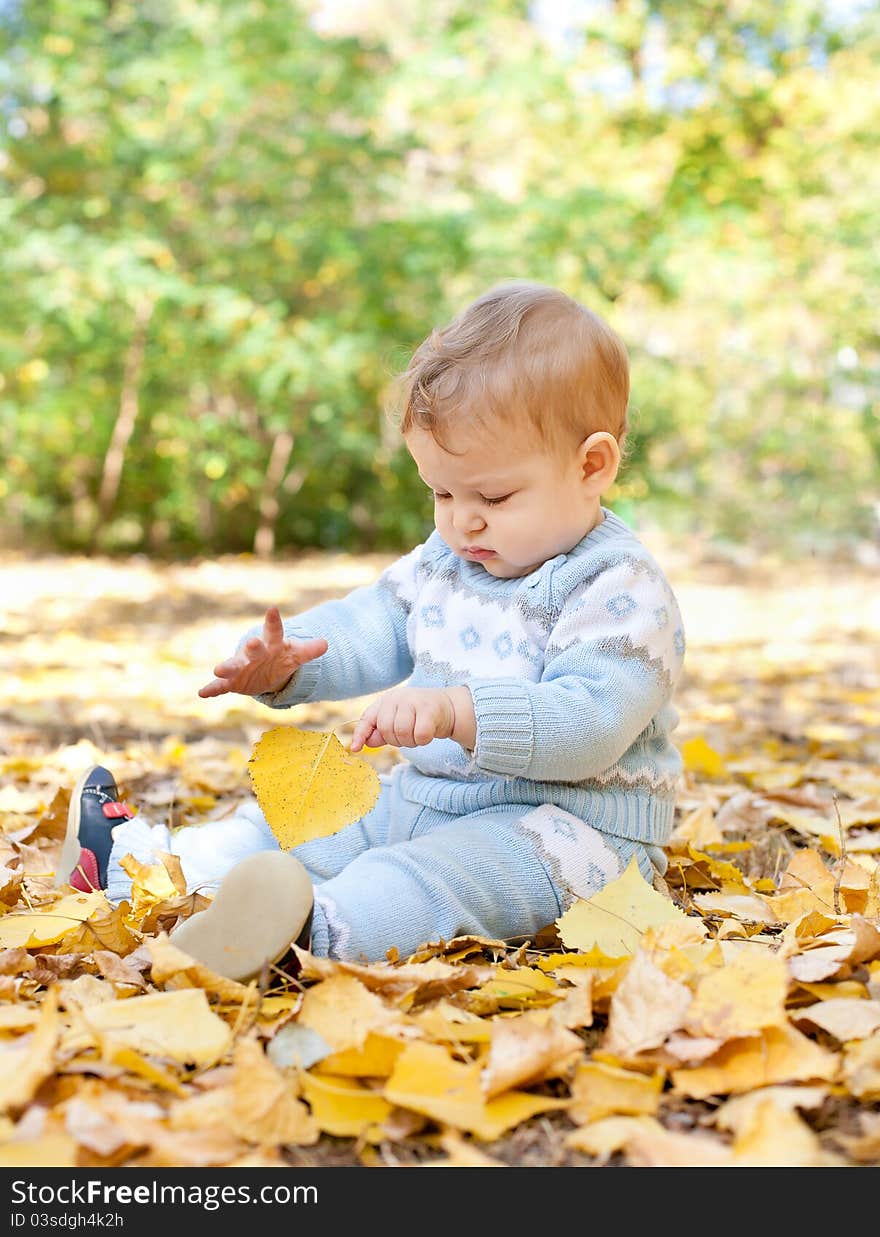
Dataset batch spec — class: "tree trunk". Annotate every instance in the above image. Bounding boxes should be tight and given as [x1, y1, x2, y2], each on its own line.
[254, 429, 294, 558]
[96, 298, 154, 532]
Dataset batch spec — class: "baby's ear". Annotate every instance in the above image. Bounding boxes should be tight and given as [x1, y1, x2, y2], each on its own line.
[579, 432, 621, 488]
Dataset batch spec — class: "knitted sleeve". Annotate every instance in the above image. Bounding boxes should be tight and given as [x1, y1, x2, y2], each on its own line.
[468, 556, 685, 781]
[251, 543, 422, 709]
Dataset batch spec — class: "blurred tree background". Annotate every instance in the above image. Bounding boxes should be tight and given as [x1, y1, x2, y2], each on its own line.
[1, 0, 878, 560]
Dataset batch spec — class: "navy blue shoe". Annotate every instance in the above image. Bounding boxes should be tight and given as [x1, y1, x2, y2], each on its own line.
[55, 766, 135, 892]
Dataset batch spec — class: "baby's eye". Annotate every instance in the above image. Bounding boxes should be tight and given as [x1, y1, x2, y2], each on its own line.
[481, 493, 513, 506]
[432, 491, 452, 501]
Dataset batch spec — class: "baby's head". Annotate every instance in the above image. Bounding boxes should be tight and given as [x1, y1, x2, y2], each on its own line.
[396, 281, 629, 578]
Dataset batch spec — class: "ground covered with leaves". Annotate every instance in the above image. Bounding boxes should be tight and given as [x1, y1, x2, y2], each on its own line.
[1, 542, 879, 1169]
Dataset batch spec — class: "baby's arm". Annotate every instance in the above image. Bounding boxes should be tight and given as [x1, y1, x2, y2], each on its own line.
[468, 561, 685, 782]
[200, 542, 424, 710]
[198, 606, 328, 699]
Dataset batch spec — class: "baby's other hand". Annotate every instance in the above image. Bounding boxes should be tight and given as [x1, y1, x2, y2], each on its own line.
[198, 606, 328, 699]
[351, 686, 474, 753]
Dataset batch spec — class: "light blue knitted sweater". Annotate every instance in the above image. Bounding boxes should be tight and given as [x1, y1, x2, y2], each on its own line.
[256, 509, 686, 848]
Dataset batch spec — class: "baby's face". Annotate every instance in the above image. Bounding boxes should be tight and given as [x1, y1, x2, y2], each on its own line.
[406, 424, 602, 579]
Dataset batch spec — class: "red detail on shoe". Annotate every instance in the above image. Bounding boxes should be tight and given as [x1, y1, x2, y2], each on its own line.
[102, 801, 134, 820]
[70, 848, 101, 892]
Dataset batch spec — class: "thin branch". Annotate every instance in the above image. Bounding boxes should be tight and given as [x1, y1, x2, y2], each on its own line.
[832, 794, 847, 917]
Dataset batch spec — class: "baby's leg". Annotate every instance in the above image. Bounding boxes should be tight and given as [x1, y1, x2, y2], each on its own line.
[307, 803, 653, 963]
[104, 778, 396, 903]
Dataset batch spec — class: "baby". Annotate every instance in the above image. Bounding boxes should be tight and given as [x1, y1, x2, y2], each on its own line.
[56, 281, 686, 980]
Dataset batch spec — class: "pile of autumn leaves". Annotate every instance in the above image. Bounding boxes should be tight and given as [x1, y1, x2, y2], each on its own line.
[1, 784, 879, 1168]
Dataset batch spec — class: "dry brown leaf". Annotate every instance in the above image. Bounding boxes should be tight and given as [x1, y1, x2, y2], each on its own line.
[229, 1037, 319, 1147]
[481, 1011, 583, 1098]
[604, 950, 692, 1057]
[297, 974, 404, 1053]
[146, 933, 260, 1005]
[293, 947, 492, 1002]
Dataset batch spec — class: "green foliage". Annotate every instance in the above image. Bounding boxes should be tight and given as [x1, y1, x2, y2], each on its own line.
[1, 0, 878, 558]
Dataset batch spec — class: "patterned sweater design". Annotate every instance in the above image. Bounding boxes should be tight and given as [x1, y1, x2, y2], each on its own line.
[255, 509, 686, 847]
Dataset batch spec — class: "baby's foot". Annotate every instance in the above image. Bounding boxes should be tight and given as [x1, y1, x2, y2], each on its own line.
[169, 851, 313, 981]
[55, 765, 135, 891]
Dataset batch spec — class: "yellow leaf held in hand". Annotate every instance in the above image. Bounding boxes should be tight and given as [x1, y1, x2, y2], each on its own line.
[248, 724, 381, 849]
[556, 856, 686, 956]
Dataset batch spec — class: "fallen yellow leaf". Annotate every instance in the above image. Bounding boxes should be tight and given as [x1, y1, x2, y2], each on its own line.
[793, 999, 880, 1042]
[481, 1011, 583, 1098]
[569, 1060, 664, 1125]
[230, 1037, 318, 1147]
[0, 891, 108, 949]
[681, 737, 728, 778]
[686, 947, 789, 1039]
[565, 1115, 661, 1160]
[247, 725, 380, 849]
[0, 989, 59, 1115]
[0, 1133, 77, 1167]
[298, 974, 403, 1052]
[315, 1032, 406, 1079]
[672, 1024, 839, 1099]
[556, 856, 687, 956]
[731, 1099, 841, 1166]
[383, 1041, 568, 1141]
[301, 1071, 392, 1140]
[604, 949, 692, 1056]
[67, 988, 232, 1068]
[841, 1035, 880, 1100]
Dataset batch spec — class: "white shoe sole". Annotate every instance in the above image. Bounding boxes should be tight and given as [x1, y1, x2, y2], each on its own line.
[169, 851, 313, 982]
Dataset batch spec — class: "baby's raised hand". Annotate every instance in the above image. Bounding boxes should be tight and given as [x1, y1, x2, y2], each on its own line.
[198, 606, 328, 699]
[350, 686, 476, 753]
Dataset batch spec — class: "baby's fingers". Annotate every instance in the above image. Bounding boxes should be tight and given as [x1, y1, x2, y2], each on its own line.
[198, 676, 231, 699]
[350, 707, 379, 753]
[262, 606, 284, 644]
[289, 636, 328, 665]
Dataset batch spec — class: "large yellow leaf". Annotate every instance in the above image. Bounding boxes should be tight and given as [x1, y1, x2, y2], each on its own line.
[556, 856, 687, 956]
[247, 725, 380, 849]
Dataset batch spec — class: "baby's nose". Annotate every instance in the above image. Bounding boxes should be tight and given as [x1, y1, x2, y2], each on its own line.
[454, 506, 486, 533]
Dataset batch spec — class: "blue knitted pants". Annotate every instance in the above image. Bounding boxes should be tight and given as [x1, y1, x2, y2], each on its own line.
[106, 767, 660, 963]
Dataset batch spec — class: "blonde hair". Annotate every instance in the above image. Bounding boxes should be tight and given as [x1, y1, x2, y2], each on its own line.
[395, 281, 630, 453]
